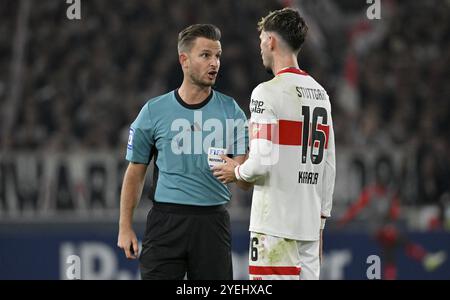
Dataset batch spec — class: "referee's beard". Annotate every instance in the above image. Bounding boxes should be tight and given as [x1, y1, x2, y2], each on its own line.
[190, 73, 216, 88]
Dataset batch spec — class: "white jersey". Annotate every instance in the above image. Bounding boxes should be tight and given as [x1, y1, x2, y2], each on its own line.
[238, 68, 336, 241]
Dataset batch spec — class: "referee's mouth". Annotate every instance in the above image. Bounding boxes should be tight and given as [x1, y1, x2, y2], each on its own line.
[207, 70, 218, 79]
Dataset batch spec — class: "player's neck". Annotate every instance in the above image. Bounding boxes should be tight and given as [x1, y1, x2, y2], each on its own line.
[178, 81, 212, 105]
[272, 54, 299, 76]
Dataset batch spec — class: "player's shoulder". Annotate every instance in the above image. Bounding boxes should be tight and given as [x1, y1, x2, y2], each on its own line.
[306, 74, 328, 92]
[253, 80, 272, 93]
[251, 80, 278, 103]
[295, 73, 331, 102]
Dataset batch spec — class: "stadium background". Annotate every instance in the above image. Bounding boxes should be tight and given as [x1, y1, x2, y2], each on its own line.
[0, 0, 449, 279]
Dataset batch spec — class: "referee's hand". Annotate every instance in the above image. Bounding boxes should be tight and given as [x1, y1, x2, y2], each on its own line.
[212, 155, 239, 184]
[118, 228, 139, 259]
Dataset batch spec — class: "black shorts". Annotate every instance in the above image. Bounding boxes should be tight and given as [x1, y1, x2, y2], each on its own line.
[139, 202, 233, 280]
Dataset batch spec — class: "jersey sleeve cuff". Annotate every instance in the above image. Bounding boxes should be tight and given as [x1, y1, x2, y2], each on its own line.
[234, 165, 243, 182]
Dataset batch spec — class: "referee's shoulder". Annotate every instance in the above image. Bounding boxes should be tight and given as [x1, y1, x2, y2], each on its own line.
[213, 89, 240, 106]
[213, 89, 234, 101]
[145, 91, 173, 109]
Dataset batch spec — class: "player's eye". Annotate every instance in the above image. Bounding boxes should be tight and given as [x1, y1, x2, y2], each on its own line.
[201, 53, 209, 58]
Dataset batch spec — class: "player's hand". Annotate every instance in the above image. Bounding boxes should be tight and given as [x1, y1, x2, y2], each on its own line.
[117, 227, 139, 259]
[212, 155, 239, 184]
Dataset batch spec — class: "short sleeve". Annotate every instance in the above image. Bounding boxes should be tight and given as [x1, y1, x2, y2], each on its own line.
[125, 103, 154, 164]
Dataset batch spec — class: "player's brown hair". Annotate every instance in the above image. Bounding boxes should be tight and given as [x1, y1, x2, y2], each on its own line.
[178, 24, 221, 54]
[258, 8, 308, 53]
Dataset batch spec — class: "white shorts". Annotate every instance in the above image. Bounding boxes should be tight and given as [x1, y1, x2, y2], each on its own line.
[248, 232, 320, 280]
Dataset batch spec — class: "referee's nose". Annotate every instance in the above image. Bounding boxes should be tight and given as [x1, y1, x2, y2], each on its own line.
[210, 57, 219, 70]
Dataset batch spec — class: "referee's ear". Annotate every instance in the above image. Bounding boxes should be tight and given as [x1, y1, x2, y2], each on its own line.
[179, 52, 189, 70]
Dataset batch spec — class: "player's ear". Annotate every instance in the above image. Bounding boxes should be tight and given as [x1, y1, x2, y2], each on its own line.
[268, 34, 275, 51]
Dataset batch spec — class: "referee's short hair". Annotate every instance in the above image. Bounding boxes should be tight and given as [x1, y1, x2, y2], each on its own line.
[178, 24, 221, 54]
[258, 8, 308, 54]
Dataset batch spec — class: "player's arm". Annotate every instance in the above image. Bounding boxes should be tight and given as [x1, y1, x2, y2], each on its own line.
[118, 162, 147, 259]
[320, 112, 336, 221]
[213, 133, 272, 185]
[319, 215, 327, 266]
[235, 85, 276, 183]
[319, 108, 336, 268]
[233, 154, 252, 190]
[235, 137, 272, 182]
[320, 228, 324, 265]
[213, 100, 252, 189]
[213, 85, 274, 184]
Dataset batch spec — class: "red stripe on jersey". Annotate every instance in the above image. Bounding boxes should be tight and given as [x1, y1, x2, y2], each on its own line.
[276, 67, 309, 76]
[318, 123, 330, 149]
[278, 119, 302, 145]
[250, 120, 329, 149]
[250, 123, 272, 141]
[249, 265, 301, 276]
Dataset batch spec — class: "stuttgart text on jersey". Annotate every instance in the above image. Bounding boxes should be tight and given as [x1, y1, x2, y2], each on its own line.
[296, 86, 327, 101]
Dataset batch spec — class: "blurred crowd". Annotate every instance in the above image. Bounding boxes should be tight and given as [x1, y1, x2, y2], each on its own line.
[354, 1, 449, 208]
[0, 0, 448, 210]
[1, 0, 281, 151]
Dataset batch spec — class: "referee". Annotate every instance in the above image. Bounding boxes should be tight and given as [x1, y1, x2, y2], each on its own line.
[117, 24, 249, 280]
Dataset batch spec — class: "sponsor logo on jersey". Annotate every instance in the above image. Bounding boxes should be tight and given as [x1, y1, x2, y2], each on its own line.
[250, 99, 265, 114]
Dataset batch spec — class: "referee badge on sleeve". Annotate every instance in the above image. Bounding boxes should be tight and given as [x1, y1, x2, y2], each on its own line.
[127, 128, 135, 150]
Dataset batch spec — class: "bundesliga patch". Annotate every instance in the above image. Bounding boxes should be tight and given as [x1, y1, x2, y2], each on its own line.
[127, 128, 134, 150]
[208, 147, 226, 168]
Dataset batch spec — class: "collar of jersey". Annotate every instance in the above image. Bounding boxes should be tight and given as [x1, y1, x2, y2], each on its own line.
[276, 67, 308, 76]
[174, 89, 214, 110]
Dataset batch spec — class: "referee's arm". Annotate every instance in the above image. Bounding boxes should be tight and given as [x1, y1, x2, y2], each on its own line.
[118, 162, 148, 259]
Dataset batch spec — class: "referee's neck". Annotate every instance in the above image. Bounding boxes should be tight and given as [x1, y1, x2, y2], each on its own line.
[178, 83, 212, 106]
